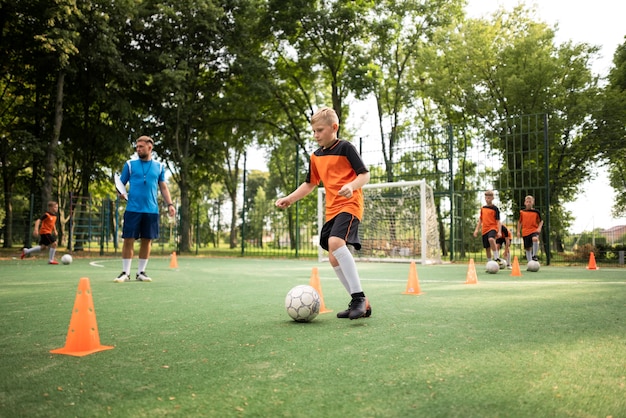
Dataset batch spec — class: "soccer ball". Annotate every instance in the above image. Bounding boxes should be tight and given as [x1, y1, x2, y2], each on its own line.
[285, 285, 320, 322]
[61, 254, 73, 265]
[498, 258, 508, 270]
[486, 260, 500, 274]
[527, 260, 540, 272]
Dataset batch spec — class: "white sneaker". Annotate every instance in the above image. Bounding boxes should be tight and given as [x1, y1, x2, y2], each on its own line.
[136, 272, 152, 282]
[114, 272, 130, 283]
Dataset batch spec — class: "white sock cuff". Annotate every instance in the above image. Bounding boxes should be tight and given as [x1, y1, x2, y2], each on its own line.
[332, 245, 351, 260]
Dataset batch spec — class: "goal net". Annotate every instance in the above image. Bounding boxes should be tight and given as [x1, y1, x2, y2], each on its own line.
[317, 180, 442, 264]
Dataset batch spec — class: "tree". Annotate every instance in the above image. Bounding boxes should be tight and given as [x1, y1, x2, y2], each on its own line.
[349, 0, 464, 183]
[596, 38, 626, 217]
[448, 6, 603, 252]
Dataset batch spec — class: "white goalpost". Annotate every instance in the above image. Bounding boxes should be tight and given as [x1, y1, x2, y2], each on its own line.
[317, 180, 442, 264]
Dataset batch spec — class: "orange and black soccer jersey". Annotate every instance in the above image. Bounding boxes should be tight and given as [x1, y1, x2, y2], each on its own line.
[519, 209, 541, 237]
[479, 205, 500, 235]
[38, 211, 57, 234]
[307, 139, 369, 222]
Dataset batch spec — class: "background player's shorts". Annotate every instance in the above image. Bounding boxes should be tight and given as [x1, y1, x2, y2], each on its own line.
[496, 237, 508, 246]
[122, 211, 159, 239]
[481, 230, 497, 248]
[523, 232, 539, 249]
[39, 233, 56, 246]
[319, 212, 361, 251]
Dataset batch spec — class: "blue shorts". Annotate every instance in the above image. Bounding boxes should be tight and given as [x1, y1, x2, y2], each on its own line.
[319, 212, 361, 251]
[122, 211, 159, 240]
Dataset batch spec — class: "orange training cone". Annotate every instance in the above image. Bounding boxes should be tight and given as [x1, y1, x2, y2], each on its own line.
[510, 256, 522, 277]
[403, 261, 424, 295]
[170, 251, 179, 268]
[465, 258, 478, 284]
[50, 277, 114, 357]
[586, 252, 598, 270]
[309, 267, 332, 313]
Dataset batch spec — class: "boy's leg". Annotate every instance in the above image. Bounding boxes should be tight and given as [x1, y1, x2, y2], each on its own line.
[331, 244, 362, 295]
[487, 231, 499, 260]
[24, 245, 42, 256]
[333, 266, 351, 293]
[325, 213, 369, 320]
[331, 245, 367, 319]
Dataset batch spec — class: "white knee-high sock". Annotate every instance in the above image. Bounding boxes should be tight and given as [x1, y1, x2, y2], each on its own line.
[332, 245, 362, 295]
[26, 246, 41, 255]
[333, 266, 351, 293]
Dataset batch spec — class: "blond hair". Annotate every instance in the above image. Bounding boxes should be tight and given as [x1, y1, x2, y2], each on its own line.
[311, 107, 339, 126]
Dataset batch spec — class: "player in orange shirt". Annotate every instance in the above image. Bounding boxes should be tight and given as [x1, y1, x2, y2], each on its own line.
[275, 107, 371, 320]
[496, 224, 512, 268]
[21, 201, 59, 264]
[473, 190, 502, 263]
[517, 195, 543, 262]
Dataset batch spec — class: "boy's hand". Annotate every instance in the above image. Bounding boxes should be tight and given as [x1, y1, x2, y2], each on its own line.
[275, 197, 291, 209]
[338, 185, 354, 198]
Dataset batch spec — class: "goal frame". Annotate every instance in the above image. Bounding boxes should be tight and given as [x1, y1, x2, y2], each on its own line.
[317, 180, 441, 264]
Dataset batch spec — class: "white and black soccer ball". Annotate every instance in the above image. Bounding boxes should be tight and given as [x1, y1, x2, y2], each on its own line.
[61, 254, 73, 265]
[486, 260, 500, 274]
[527, 260, 540, 272]
[285, 285, 320, 322]
[498, 259, 508, 270]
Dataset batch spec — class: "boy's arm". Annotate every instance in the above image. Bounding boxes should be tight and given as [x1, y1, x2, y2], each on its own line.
[275, 182, 316, 209]
[537, 219, 544, 233]
[33, 219, 41, 237]
[337, 172, 370, 198]
[473, 218, 481, 237]
[516, 219, 522, 237]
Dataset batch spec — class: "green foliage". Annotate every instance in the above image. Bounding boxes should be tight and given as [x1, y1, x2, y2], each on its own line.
[2, 0, 624, 255]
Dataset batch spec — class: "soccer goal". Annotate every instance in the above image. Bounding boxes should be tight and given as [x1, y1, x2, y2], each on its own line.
[317, 180, 442, 264]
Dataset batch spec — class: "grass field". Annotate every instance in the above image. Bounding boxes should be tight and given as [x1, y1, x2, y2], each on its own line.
[1, 254, 625, 417]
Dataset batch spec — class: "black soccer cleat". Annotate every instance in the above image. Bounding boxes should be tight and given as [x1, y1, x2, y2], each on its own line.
[337, 297, 371, 319]
[532, 255, 539, 261]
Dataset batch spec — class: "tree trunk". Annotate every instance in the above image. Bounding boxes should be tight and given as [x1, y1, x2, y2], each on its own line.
[2, 180, 13, 248]
[42, 71, 65, 207]
[179, 181, 191, 252]
[229, 189, 238, 249]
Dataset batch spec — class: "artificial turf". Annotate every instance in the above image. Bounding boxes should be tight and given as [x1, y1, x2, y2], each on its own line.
[1, 256, 625, 417]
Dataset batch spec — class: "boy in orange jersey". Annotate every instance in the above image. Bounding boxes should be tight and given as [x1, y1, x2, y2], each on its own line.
[517, 195, 543, 262]
[496, 224, 512, 268]
[21, 201, 60, 264]
[275, 107, 371, 320]
[473, 190, 502, 263]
